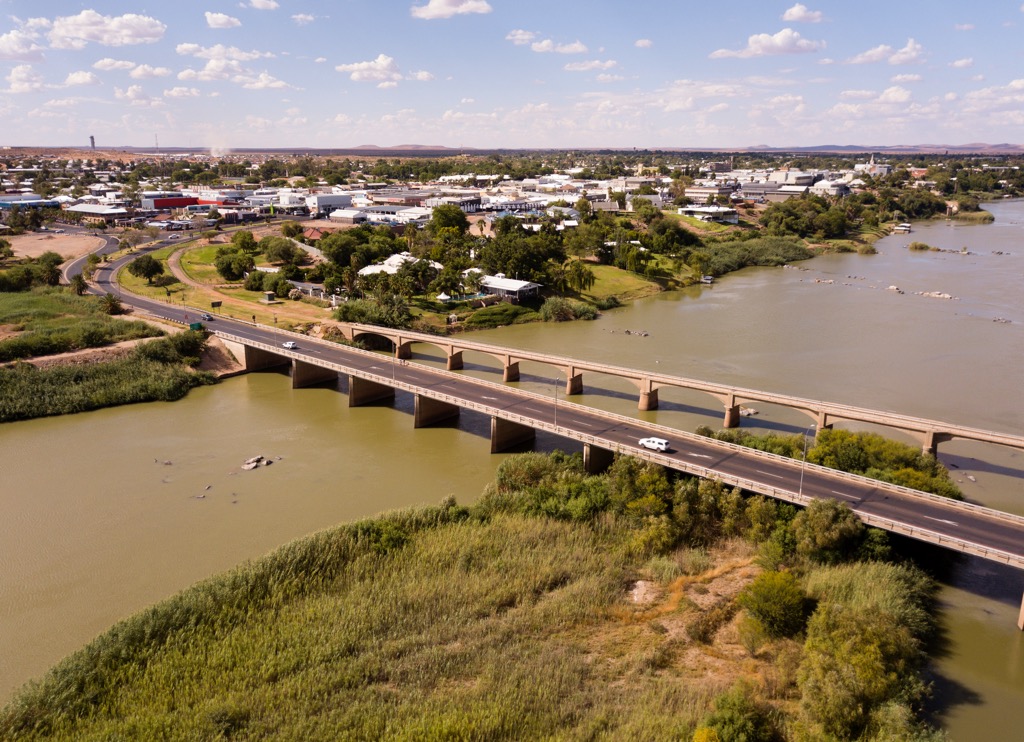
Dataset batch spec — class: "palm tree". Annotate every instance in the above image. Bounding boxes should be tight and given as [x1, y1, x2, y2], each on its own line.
[69, 273, 87, 296]
[98, 292, 123, 315]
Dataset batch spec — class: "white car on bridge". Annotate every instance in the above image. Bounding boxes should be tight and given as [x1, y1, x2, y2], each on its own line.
[638, 437, 669, 452]
[282, 341, 298, 349]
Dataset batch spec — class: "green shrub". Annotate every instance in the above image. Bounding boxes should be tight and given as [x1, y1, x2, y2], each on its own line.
[463, 303, 536, 328]
[538, 296, 598, 322]
[737, 570, 806, 639]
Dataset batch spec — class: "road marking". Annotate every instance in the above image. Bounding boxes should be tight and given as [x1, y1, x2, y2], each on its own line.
[687, 452, 713, 459]
[482, 396, 498, 401]
[755, 469, 785, 479]
[924, 515, 959, 527]
[830, 489, 861, 501]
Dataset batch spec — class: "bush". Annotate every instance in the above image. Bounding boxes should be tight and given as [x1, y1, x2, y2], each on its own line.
[737, 570, 806, 639]
[463, 303, 537, 328]
[538, 296, 598, 322]
[702, 684, 781, 742]
[791, 499, 864, 565]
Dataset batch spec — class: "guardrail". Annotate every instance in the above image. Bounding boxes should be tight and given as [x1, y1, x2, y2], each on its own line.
[345, 322, 1024, 450]
[212, 329, 1024, 568]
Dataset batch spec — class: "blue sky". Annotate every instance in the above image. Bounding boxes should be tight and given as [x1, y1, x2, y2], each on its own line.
[1, 1, 1023, 150]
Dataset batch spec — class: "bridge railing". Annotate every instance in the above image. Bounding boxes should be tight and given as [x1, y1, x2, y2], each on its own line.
[345, 322, 1024, 448]
[217, 329, 1024, 536]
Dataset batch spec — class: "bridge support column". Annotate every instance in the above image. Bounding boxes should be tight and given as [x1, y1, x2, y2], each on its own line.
[565, 373, 583, 396]
[490, 417, 535, 453]
[221, 339, 289, 372]
[724, 405, 740, 428]
[503, 361, 520, 383]
[348, 375, 395, 406]
[395, 342, 412, 360]
[447, 351, 464, 371]
[584, 443, 614, 474]
[638, 379, 658, 411]
[292, 360, 338, 389]
[1018, 593, 1024, 632]
[921, 430, 953, 457]
[816, 412, 833, 433]
[414, 395, 460, 427]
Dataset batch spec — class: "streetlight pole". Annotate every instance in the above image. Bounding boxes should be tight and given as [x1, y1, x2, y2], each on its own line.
[553, 377, 559, 428]
[798, 424, 816, 498]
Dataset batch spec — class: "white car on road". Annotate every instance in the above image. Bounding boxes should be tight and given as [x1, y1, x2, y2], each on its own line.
[282, 341, 298, 349]
[638, 437, 669, 452]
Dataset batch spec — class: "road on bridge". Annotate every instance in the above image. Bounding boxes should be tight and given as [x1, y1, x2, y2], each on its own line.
[87, 244, 1024, 570]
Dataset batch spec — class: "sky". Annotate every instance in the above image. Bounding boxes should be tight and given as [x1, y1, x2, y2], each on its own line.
[1, 1, 1023, 151]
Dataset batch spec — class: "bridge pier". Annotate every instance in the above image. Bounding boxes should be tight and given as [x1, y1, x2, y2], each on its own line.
[584, 443, 614, 474]
[638, 379, 658, 411]
[414, 395, 460, 427]
[724, 404, 740, 428]
[503, 361, 520, 383]
[395, 342, 413, 360]
[490, 417, 535, 453]
[292, 360, 338, 388]
[447, 351, 464, 371]
[347, 375, 395, 406]
[221, 339, 289, 372]
[922, 430, 954, 457]
[1018, 593, 1024, 632]
[565, 372, 583, 396]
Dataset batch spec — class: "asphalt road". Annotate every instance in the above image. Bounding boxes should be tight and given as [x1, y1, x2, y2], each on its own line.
[81, 241, 1024, 568]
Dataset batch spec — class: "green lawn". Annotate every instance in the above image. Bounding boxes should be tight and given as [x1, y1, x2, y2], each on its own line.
[179, 243, 226, 284]
[580, 263, 663, 302]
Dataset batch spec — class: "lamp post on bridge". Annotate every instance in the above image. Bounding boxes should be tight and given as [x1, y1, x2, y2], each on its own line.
[798, 424, 816, 499]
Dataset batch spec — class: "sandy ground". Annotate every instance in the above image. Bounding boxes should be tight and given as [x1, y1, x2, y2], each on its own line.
[7, 232, 104, 261]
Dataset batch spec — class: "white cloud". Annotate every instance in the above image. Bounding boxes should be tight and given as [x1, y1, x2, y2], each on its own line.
[840, 89, 876, 99]
[114, 84, 161, 106]
[48, 10, 166, 49]
[506, 29, 535, 45]
[891, 73, 922, 83]
[531, 39, 588, 54]
[130, 64, 171, 79]
[4, 64, 43, 93]
[93, 58, 136, 71]
[292, 14, 315, 25]
[314, 57, 326, 63]
[205, 12, 241, 29]
[246, 0, 279, 9]
[564, 60, 617, 72]
[710, 28, 824, 59]
[782, 4, 823, 22]
[378, 81, 398, 89]
[888, 38, 923, 65]
[950, 57, 973, 69]
[178, 58, 246, 81]
[460, 97, 474, 103]
[847, 38, 923, 66]
[635, 39, 653, 48]
[240, 72, 288, 90]
[877, 86, 911, 103]
[64, 70, 100, 86]
[0, 29, 46, 61]
[336, 54, 404, 86]
[408, 70, 435, 81]
[176, 43, 273, 61]
[848, 44, 892, 64]
[596, 74, 624, 83]
[954, 23, 974, 31]
[410, 0, 492, 20]
[163, 86, 200, 98]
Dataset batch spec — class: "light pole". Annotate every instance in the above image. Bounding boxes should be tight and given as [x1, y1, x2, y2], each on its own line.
[552, 377, 559, 428]
[798, 424, 816, 498]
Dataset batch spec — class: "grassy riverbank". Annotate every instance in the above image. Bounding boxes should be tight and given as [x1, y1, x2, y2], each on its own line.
[0, 330, 215, 422]
[1, 453, 945, 741]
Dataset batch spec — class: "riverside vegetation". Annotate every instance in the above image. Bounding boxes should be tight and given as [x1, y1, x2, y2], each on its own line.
[0, 435, 953, 741]
[0, 288, 214, 422]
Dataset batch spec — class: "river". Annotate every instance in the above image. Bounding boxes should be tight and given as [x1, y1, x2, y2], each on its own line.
[1, 201, 1022, 739]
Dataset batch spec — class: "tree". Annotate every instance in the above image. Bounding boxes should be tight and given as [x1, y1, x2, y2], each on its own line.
[737, 570, 807, 639]
[428, 204, 470, 237]
[260, 236, 299, 265]
[791, 499, 864, 564]
[127, 254, 164, 284]
[564, 259, 596, 294]
[99, 292, 123, 315]
[214, 252, 254, 281]
[798, 605, 923, 739]
[69, 273, 87, 296]
[231, 230, 259, 255]
[280, 220, 303, 239]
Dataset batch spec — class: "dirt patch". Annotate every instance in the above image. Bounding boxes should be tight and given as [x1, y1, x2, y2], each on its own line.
[7, 232, 104, 261]
[20, 338, 147, 369]
[197, 336, 245, 377]
[0, 324, 22, 342]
